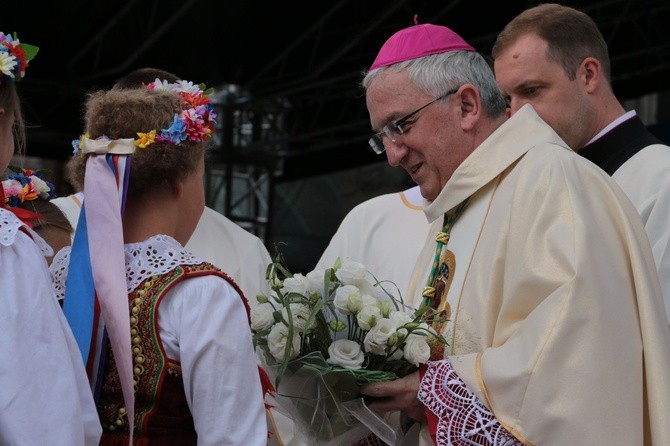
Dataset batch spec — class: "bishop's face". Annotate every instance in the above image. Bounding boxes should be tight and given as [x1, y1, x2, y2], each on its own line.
[366, 70, 470, 201]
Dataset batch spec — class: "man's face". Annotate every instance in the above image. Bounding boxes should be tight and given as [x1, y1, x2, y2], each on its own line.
[365, 70, 466, 201]
[494, 33, 591, 149]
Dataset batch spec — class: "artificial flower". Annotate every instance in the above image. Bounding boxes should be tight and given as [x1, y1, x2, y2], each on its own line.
[0, 32, 38, 85]
[135, 130, 157, 149]
[2, 166, 55, 207]
[72, 79, 217, 150]
[0, 50, 17, 78]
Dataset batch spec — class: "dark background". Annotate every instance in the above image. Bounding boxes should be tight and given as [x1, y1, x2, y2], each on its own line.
[8, 0, 670, 168]
[6, 0, 670, 271]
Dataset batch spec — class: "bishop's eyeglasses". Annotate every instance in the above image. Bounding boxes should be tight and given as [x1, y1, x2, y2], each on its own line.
[368, 88, 458, 155]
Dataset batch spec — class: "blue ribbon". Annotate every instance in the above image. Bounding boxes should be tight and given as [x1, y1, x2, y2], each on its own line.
[62, 204, 95, 364]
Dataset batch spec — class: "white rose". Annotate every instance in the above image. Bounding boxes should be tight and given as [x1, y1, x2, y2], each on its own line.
[336, 260, 368, 286]
[327, 339, 365, 369]
[333, 284, 362, 315]
[250, 303, 275, 331]
[267, 323, 301, 362]
[363, 318, 395, 355]
[281, 303, 314, 333]
[403, 333, 431, 366]
[357, 304, 382, 330]
[280, 273, 310, 296]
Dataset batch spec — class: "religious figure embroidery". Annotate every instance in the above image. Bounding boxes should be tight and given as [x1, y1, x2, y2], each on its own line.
[433, 249, 455, 319]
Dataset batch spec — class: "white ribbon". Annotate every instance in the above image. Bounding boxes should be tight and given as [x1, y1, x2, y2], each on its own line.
[82, 138, 137, 155]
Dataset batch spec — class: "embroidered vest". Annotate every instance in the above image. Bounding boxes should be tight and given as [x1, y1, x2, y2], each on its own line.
[97, 262, 248, 445]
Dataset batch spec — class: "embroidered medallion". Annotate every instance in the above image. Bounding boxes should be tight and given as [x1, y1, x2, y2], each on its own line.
[432, 249, 455, 319]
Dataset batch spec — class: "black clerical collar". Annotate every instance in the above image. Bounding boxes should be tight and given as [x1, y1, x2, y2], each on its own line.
[579, 115, 663, 175]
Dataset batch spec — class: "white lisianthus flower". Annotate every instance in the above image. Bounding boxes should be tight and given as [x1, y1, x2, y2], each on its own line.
[363, 318, 396, 355]
[267, 323, 301, 362]
[281, 303, 314, 333]
[281, 273, 310, 296]
[403, 333, 431, 366]
[333, 284, 362, 315]
[361, 293, 379, 309]
[327, 339, 365, 369]
[389, 310, 413, 328]
[357, 304, 382, 330]
[336, 260, 368, 286]
[306, 268, 328, 297]
[250, 303, 275, 331]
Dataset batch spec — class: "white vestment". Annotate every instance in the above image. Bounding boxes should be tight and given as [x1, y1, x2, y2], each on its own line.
[317, 185, 429, 300]
[612, 144, 670, 322]
[407, 105, 670, 445]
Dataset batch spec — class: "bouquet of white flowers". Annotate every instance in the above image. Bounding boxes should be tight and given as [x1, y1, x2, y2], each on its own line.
[252, 255, 447, 445]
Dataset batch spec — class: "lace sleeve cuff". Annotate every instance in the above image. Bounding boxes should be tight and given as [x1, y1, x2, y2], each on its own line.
[418, 360, 521, 446]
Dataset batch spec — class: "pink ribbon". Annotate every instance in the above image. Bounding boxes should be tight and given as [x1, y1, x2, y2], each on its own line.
[84, 155, 134, 442]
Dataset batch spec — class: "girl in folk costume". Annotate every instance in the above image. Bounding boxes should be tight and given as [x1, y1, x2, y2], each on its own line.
[54, 81, 269, 444]
[0, 32, 101, 444]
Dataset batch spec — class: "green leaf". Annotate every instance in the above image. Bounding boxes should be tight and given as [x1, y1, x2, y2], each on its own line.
[21, 43, 39, 61]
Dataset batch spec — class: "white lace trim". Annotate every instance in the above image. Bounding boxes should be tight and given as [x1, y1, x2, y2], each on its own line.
[50, 234, 206, 301]
[51, 246, 71, 302]
[0, 208, 24, 246]
[0, 208, 52, 255]
[418, 360, 521, 446]
[125, 234, 204, 291]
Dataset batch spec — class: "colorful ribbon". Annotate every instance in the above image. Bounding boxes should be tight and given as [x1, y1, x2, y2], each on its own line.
[63, 153, 135, 442]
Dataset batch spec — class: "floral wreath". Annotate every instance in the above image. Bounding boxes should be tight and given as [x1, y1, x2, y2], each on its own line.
[72, 79, 217, 154]
[2, 166, 56, 207]
[0, 32, 39, 85]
